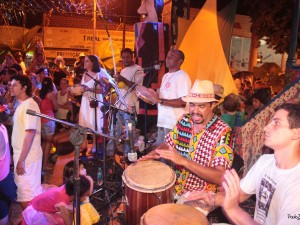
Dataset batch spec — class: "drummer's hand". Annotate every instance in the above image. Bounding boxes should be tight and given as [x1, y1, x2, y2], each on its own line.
[151, 92, 161, 104]
[222, 169, 241, 213]
[183, 191, 217, 215]
[115, 73, 126, 83]
[184, 190, 215, 205]
[113, 73, 120, 82]
[156, 145, 187, 165]
[138, 149, 161, 161]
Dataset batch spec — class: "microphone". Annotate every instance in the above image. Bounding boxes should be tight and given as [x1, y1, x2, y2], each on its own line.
[142, 64, 161, 71]
[127, 122, 137, 162]
[26, 109, 37, 116]
[131, 103, 138, 123]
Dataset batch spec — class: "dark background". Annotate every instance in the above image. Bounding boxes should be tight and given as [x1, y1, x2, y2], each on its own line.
[1, 0, 247, 28]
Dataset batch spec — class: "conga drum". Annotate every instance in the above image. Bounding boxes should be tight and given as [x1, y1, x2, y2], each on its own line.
[122, 160, 176, 225]
[140, 203, 209, 225]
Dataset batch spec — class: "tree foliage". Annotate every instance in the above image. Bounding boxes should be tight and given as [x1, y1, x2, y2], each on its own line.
[244, 0, 296, 54]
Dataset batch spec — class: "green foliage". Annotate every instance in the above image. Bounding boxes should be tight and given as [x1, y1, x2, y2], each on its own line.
[244, 0, 297, 54]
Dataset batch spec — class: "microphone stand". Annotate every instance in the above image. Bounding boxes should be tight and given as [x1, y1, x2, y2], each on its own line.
[26, 110, 117, 225]
[90, 97, 135, 118]
[84, 72, 101, 155]
[110, 73, 145, 115]
[142, 64, 164, 144]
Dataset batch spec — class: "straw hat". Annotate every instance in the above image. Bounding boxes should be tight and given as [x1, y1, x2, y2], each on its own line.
[79, 52, 85, 57]
[182, 80, 218, 103]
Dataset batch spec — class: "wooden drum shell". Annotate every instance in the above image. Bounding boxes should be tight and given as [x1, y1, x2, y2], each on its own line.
[122, 160, 176, 225]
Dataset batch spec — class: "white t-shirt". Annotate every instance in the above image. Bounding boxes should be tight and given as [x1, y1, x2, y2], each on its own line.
[157, 70, 191, 129]
[12, 97, 42, 163]
[55, 90, 69, 120]
[117, 64, 144, 113]
[240, 154, 300, 225]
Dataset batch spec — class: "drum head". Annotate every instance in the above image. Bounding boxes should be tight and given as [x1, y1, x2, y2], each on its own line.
[122, 160, 175, 193]
[135, 86, 158, 105]
[141, 203, 209, 225]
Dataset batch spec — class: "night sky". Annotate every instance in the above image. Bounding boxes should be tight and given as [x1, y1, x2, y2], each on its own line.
[1, 0, 248, 28]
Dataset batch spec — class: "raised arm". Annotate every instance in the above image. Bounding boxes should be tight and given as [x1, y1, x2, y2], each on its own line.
[221, 169, 260, 225]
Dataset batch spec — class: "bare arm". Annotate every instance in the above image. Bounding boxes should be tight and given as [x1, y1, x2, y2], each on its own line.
[221, 169, 260, 225]
[183, 170, 253, 223]
[84, 84, 103, 94]
[157, 145, 226, 185]
[139, 142, 169, 161]
[140, 143, 226, 185]
[151, 93, 187, 108]
[0, 130, 6, 158]
[115, 74, 136, 88]
[85, 175, 94, 196]
[57, 205, 73, 225]
[16, 129, 36, 175]
[159, 98, 187, 108]
[50, 92, 58, 112]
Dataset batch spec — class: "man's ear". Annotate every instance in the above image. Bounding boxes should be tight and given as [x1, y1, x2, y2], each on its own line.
[178, 58, 184, 65]
[291, 128, 300, 140]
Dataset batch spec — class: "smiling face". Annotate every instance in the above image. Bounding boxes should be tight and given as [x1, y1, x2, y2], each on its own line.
[264, 109, 295, 150]
[189, 102, 214, 125]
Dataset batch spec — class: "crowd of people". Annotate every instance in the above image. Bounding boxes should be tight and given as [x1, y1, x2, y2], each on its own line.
[0, 40, 110, 225]
[0, 42, 299, 225]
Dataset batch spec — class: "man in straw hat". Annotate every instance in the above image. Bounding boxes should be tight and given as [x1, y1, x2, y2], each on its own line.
[141, 79, 234, 197]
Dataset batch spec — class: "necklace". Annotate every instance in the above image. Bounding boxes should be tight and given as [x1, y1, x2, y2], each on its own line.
[161, 70, 179, 92]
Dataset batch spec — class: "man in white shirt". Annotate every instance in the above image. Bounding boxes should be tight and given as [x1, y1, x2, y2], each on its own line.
[106, 48, 144, 158]
[10, 75, 42, 210]
[153, 49, 191, 147]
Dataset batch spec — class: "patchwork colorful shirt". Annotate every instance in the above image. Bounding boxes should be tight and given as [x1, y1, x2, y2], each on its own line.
[165, 114, 234, 195]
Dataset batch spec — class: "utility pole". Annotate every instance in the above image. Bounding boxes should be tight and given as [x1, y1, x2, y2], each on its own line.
[93, 0, 97, 54]
[122, 0, 127, 49]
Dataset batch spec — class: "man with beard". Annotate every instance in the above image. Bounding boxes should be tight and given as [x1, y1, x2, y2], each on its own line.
[140, 80, 234, 197]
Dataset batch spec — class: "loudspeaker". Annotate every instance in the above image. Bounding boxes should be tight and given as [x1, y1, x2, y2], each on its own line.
[134, 22, 169, 134]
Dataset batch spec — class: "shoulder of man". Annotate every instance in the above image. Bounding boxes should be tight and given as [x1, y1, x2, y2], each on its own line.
[208, 115, 231, 132]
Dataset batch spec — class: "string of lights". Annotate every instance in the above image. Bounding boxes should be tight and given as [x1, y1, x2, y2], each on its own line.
[0, 0, 131, 26]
